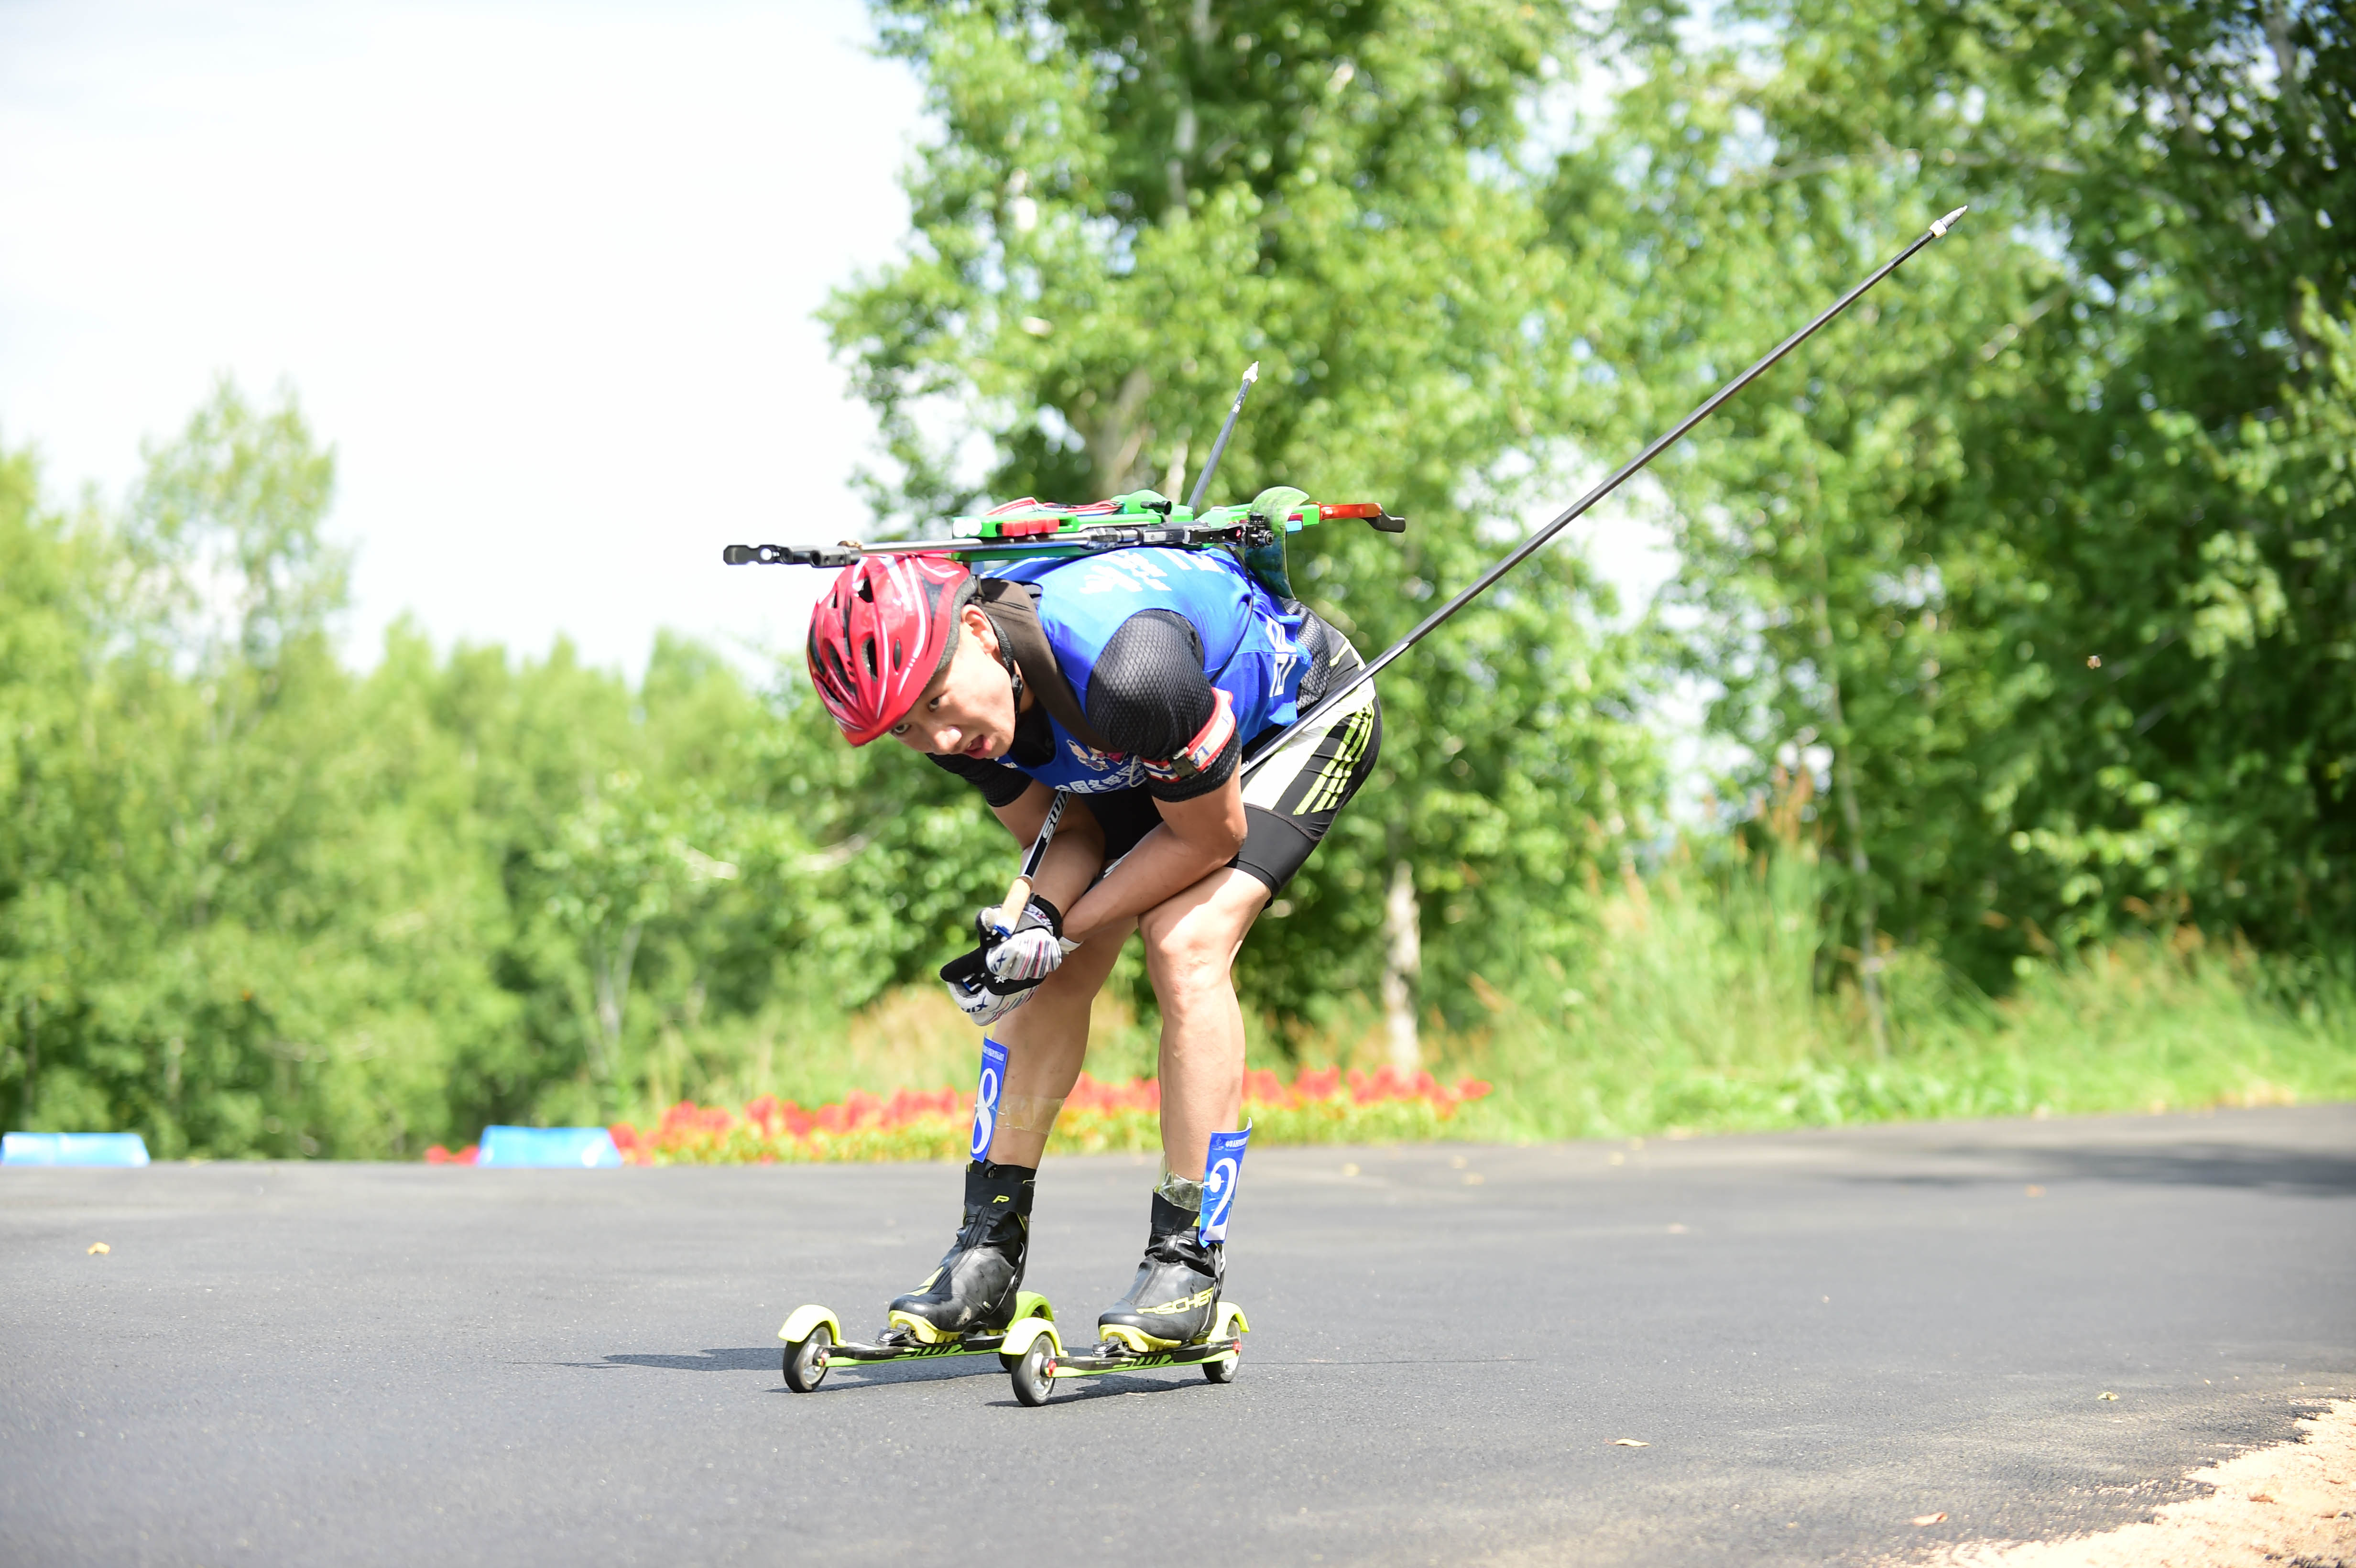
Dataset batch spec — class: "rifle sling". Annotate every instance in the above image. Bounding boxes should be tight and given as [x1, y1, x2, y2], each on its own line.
[972, 579, 1117, 754]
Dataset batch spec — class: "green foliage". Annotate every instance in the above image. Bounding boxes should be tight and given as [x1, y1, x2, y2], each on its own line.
[123, 378, 348, 666]
[1451, 839, 2356, 1142]
[0, 390, 1018, 1154]
[1599, 0, 2356, 985]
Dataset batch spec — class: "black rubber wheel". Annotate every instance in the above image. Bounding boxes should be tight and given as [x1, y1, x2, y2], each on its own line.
[782, 1324, 832, 1394]
[1010, 1337, 1057, 1407]
[1202, 1346, 1239, 1384]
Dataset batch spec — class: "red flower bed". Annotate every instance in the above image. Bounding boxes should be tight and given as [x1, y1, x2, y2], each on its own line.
[419, 1064, 1489, 1158]
[621, 1067, 1485, 1165]
[424, 1067, 1490, 1166]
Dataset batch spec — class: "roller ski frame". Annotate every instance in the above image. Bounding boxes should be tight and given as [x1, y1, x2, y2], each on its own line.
[996, 1301, 1251, 1408]
[777, 1293, 1056, 1393]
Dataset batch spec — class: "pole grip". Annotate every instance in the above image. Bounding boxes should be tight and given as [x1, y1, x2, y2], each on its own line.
[994, 875, 1035, 935]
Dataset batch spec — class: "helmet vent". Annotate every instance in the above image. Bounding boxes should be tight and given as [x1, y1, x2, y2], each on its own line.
[859, 637, 878, 680]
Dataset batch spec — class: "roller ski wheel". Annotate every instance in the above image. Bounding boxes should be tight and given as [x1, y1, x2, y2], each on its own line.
[1010, 1334, 1058, 1407]
[775, 1294, 1055, 1393]
[782, 1320, 833, 1393]
[998, 1301, 1249, 1406]
[1202, 1311, 1243, 1384]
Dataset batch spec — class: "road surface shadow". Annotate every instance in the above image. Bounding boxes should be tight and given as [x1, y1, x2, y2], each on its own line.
[982, 1372, 1215, 1407]
[594, 1348, 778, 1372]
[770, 1357, 1013, 1390]
[559, 1347, 1007, 1388]
[1855, 1142, 2356, 1198]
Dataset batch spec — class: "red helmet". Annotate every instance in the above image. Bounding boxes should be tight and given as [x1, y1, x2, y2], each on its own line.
[806, 554, 975, 744]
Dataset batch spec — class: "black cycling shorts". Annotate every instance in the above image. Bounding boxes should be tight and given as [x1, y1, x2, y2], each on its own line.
[1076, 672, 1382, 895]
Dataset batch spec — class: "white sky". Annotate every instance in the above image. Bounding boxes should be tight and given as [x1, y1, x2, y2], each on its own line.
[1, 0, 922, 678]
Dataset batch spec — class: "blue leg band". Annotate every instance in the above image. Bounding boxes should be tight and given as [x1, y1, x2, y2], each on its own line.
[970, 1038, 1008, 1163]
[1198, 1124, 1251, 1243]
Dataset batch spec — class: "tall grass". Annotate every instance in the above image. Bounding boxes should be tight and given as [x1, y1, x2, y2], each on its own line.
[1441, 850, 2354, 1142]
[619, 847, 2354, 1143]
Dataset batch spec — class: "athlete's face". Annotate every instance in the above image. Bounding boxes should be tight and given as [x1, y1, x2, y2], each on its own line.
[891, 605, 1019, 760]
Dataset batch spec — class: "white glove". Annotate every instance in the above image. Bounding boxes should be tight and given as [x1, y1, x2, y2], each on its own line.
[982, 895, 1080, 987]
[945, 970, 1034, 1029]
[939, 942, 1033, 1028]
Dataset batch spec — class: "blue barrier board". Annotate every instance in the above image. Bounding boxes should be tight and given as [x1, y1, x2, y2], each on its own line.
[475, 1126, 622, 1168]
[3, 1132, 152, 1167]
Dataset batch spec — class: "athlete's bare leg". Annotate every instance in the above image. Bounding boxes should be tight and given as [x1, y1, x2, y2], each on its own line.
[983, 922, 1130, 1167]
[1138, 867, 1269, 1180]
[982, 863, 1265, 1176]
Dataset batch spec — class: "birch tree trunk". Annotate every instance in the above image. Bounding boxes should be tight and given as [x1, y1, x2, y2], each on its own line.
[1381, 860, 1421, 1071]
[589, 922, 644, 1086]
[1082, 368, 1155, 497]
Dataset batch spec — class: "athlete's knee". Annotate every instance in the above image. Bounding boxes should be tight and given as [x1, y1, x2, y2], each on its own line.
[1140, 913, 1240, 1007]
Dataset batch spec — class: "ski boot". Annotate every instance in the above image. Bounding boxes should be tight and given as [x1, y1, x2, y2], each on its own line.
[779, 1160, 1054, 1393]
[1097, 1193, 1225, 1350]
[888, 1158, 1035, 1341]
[999, 1135, 1253, 1407]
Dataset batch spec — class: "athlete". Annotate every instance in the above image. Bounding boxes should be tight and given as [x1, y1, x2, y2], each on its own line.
[805, 532, 1381, 1350]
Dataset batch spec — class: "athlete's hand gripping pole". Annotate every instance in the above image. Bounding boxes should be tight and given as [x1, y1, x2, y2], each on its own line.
[993, 789, 1069, 935]
[943, 791, 1077, 1026]
[1242, 207, 1971, 782]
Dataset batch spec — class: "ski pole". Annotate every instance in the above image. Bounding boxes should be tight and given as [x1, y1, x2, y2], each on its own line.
[1242, 207, 1970, 781]
[1185, 362, 1261, 514]
[993, 789, 1069, 933]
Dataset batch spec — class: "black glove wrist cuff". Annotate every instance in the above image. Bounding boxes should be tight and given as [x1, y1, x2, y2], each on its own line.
[977, 892, 1064, 947]
[940, 942, 1051, 997]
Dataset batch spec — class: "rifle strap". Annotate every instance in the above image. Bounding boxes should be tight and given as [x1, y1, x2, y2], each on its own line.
[971, 579, 1117, 754]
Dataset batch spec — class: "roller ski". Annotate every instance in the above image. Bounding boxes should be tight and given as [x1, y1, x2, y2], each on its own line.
[1000, 1130, 1253, 1408]
[779, 1158, 1052, 1392]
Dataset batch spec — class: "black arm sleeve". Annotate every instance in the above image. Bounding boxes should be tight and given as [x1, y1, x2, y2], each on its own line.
[927, 750, 1034, 808]
[1085, 610, 1239, 802]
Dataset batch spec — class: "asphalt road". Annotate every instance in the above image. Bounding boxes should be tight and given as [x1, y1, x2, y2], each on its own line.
[4, 1106, 2352, 1567]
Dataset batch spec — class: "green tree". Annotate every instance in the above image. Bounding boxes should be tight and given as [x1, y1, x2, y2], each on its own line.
[829, 0, 1663, 1044]
[121, 378, 349, 667]
[1597, 0, 2353, 997]
[0, 445, 95, 1129]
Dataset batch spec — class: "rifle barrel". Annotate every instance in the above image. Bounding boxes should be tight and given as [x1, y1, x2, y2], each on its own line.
[1185, 362, 1261, 514]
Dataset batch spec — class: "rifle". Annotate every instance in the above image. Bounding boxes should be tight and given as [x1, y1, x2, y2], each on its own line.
[722, 486, 1403, 574]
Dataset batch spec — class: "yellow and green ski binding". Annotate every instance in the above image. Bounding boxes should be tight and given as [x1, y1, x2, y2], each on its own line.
[777, 1293, 1057, 1394]
[996, 1300, 1251, 1408]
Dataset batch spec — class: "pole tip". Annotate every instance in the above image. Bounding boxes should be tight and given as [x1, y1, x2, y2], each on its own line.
[1243, 361, 1260, 383]
[1930, 205, 1970, 238]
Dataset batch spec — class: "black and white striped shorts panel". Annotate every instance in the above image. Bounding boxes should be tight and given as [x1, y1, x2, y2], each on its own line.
[1230, 663, 1382, 893]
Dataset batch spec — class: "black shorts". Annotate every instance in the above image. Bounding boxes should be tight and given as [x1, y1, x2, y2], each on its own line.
[1076, 674, 1382, 894]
